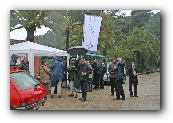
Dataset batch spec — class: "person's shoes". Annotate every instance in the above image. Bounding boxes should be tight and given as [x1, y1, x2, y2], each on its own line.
[50, 94, 55, 98]
[100, 86, 104, 89]
[81, 98, 87, 102]
[111, 93, 114, 96]
[58, 95, 61, 98]
[79, 98, 82, 100]
[93, 87, 96, 90]
[113, 96, 120, 100]
[77, 89, 82, 93]
[134, 95, 138, 97]
[68, 93, 74, 97]
[96, 88, 99, 90]
[121, 96, 125, 100]
[130, 95, 134, 97]
[75, 94, 78, 98]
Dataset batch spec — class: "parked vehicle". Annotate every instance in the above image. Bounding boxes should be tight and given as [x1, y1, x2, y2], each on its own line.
[10, 65, 47, 110]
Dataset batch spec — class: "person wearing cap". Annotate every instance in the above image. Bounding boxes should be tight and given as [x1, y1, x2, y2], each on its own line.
[108, 57, 117, 96]
[67, 58, 79, 98]
[75, 57, 92, 102]
[128, 62, 139, 97]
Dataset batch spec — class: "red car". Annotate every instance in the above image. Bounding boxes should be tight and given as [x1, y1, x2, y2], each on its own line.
[10, 65, 47, 110]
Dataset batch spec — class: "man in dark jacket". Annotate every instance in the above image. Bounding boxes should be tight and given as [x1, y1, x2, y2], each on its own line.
[128, 62, 139, 97]
[108, 58, 117, 96]
[113, 58, 125, 100]
[75, 57, 92, 101]
[92, 59, 101, 90]
[18, 57, 29, 71]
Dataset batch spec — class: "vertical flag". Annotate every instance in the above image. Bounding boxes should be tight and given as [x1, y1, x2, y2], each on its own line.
[83, 14, 102, 52]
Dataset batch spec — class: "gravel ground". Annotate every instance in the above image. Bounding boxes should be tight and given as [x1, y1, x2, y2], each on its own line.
[39, 72, 160, 110]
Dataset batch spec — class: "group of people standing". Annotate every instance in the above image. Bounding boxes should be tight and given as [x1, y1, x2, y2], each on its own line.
[11, 54, 139, 102]
[39, 55, 139, 102]
[67, 57, 107, 101]
[108, 57, 139, 100]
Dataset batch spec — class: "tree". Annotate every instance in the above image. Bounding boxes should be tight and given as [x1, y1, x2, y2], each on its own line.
[10, 10, 66, 42]
[130, 10, 152, 29]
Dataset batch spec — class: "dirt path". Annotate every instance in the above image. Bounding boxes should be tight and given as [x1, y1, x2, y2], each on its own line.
[39, 72, 160, 110]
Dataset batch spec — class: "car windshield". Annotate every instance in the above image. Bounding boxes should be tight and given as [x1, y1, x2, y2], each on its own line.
[10, 72, 40, 91]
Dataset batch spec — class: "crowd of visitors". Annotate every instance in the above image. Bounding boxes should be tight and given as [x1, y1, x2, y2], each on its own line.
[10, 54, 139, 102]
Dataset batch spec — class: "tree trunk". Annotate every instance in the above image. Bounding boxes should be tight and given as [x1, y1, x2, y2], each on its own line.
[66, 28, 70, 51]
[26, 25, 36, 42]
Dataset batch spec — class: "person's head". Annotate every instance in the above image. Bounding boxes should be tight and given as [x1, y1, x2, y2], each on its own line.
[53, 55, 57, 61]
[94, 59, 97, 63]
[57, 56, 62, 62]
[86, 60, 90, 65]
[80, 57, 85, 64]
[41, 60, 47, 65]
[11, 54, 19, 63]
[132, 62, 136, 68]
[71, 58, 75, 64]
[118, 57, 122, 61]
[112, 57, 117, 63]
[100, 60, 103, 64]
[23, 57, 28, 63]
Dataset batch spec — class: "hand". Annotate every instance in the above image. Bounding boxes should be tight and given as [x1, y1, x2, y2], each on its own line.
[76, 58, 79, 60]
[82, 72, 87, 75]
[114, 66, 117, 69]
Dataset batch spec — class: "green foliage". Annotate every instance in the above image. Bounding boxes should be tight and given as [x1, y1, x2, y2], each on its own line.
[10, 10, 160, 73]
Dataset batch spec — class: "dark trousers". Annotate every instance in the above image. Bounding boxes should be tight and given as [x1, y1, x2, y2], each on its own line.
[110, 78, 115, 94]
[116, 79, 124, 97]
[129, 78, 138, 96]
[80, 80, 87, 99]
[88, 78, 92, 92]
[93, 73, 100, 89]
[100, 74, 104, 89]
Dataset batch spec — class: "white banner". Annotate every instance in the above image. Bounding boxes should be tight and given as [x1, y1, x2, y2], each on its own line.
[83, 14, 102, 51]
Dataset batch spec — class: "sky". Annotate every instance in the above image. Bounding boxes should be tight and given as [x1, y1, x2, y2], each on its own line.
[10, 10, 160, 40]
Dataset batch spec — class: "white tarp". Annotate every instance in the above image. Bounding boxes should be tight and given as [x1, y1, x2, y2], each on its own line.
[83, 14, 102, 52]
[10, 41, 70, 76]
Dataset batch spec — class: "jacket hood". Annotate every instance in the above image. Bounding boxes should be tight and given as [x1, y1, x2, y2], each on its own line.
[56, 56, 62, 62]
[10, 54, 19, 65]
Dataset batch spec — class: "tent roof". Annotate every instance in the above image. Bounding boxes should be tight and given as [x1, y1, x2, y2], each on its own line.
[10, 41, 68, 56]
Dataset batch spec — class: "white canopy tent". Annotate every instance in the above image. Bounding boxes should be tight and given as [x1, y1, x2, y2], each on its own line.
[10, 41, 70, 76]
